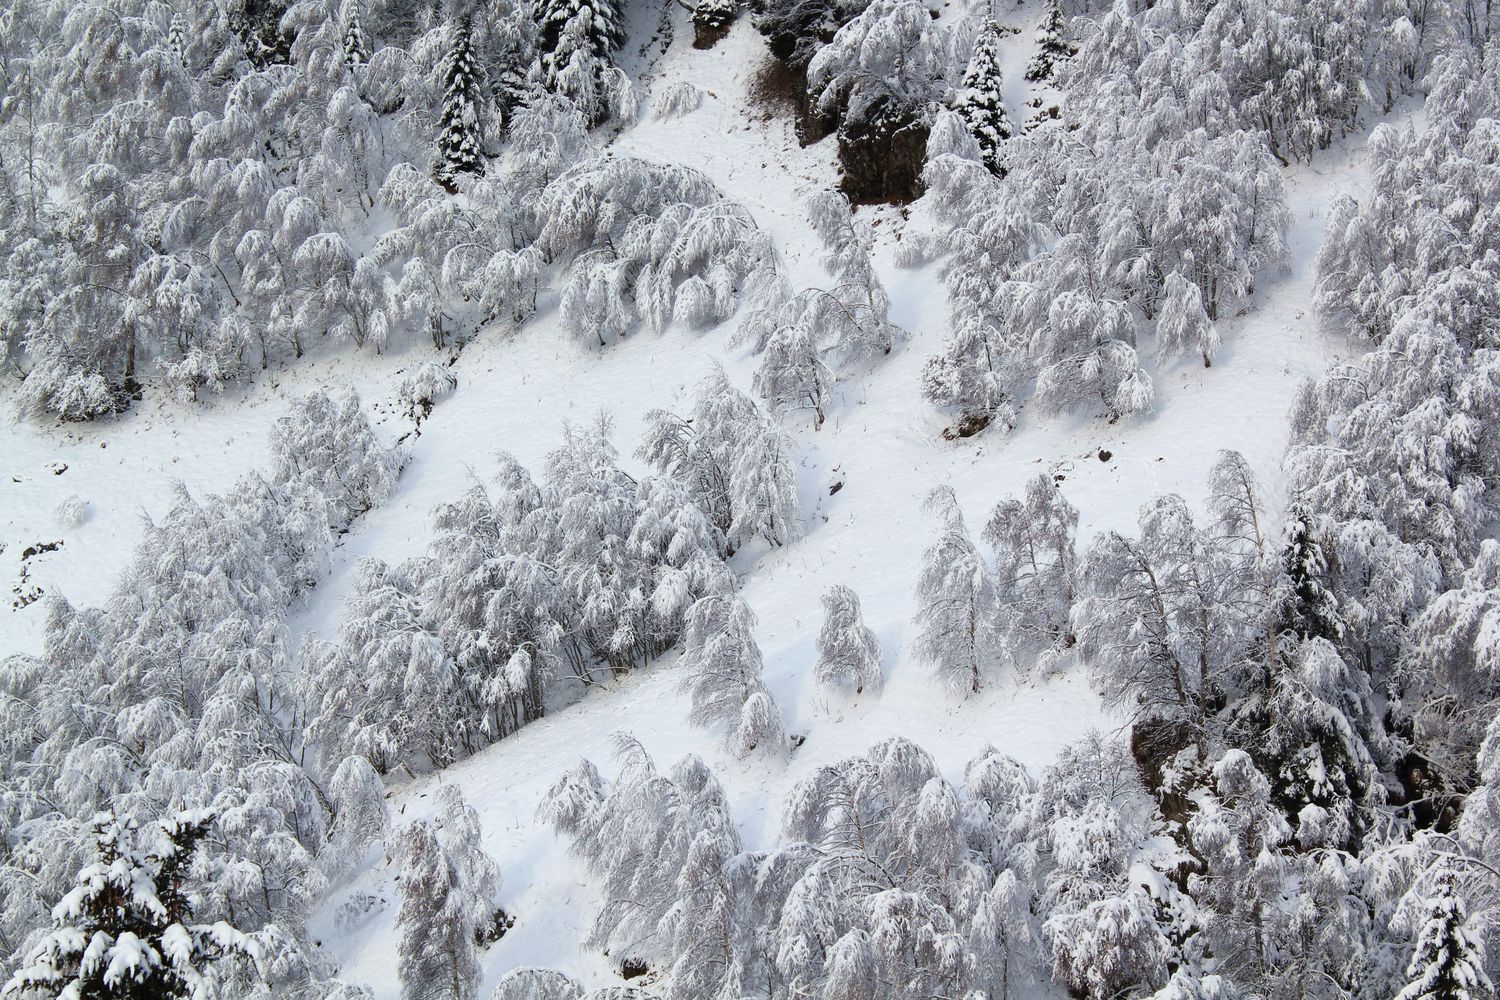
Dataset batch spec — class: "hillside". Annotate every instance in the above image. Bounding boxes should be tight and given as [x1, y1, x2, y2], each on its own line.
[3, 1, 1499, 999]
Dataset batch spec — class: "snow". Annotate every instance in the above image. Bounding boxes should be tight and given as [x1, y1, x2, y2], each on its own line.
[0, 8, 1395, 998]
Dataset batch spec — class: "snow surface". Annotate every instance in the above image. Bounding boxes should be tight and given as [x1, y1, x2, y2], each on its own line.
[0, 9, 1393, 996]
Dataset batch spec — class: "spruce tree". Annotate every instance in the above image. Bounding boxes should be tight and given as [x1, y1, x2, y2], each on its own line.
[3, 813, 256, 1000]
[167, 13, 188, 67]
[537, 0, 624, 68]
[1025, 0, 1073, 83]
[1278, 505, 1342, 644]
[693, 0, 735, 31]
[1396, 866, 1493, 1000]
[343, 0, 370, 66]
[434, 20, 485, 191]
[692, 0, 736, 46]
[956, 21, 1013, 175]
[493, 48, 531, 128]
[230, 0, 293, 67]
[536, 0, 625, 120]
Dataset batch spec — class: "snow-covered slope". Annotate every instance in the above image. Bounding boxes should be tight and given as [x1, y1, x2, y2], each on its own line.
[0, 8, 1392, 998]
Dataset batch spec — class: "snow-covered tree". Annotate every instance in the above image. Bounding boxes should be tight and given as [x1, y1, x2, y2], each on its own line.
[639, 367, 801, 554]
[2, 812, 258, 1000]
[806, 0, 948, 132]
[269, 388, 401, 532]
[775, 737, 982, 993]
[1031, 293, 1153, 421]
[1396, 865, 1493, 1000]
[984, 474, 1078, 674]
[1185, 750, 1292, 985]
[653, 80, 702, 119]
[540, 737, 741, 969]
[691, 0, 736, 45]
[302, 558, 461, 774]
[399, 362, 458, 425]
[1248, 636, 1379, 851]
[805, 0, 950, 201]
[489, 969, 581, 1000]
[396, 820, 480, 1000]
[1047, 888, 1169, 1000]
[1276, 505, 1342, 645]
[536, 0, 628, 125]
[1077, 492, 1248, 736]
[1028, 733, 1169, 999]
[955, 21, 1013, 174]
[545, 159, 775, 346]
[1025, 0, 1073, 83]
[434, 785, 506, 945]
[679, 596, 788, 758]
[917, 134, 1029, 431]
[805, 191, 899, 363]
[1460, 712, 1500, 869]
[20, 165, 144, 420]
[969, 868, 1038, 999]
[343, 0, 370, 65]
[1158, 272, 1220, 369]
[723, 419, 802, 551]
[1398, 540, 1500, 800]
[435, 20, 485, 190]
[754, 322, 833, 431]
[324, 755, 390, 876]
[755, 0, 871, 79]
[913, 485, 1002, 696]
[815, 585, 884, 699]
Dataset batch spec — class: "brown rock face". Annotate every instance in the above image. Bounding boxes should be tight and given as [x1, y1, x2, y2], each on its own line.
[835, 104, 929, 205]
[692, 18, 732, 48]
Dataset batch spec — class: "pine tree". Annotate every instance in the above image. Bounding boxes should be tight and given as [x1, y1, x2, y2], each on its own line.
[1397, 866, 1493, 1000]
[955, 21, 1013, 175]
[229, 0, 294, 67]
[1254, 637, 1377, 851]
[435, 20, 485, 191]
[538, 0, 624, 66]
[1025, 0, 1073, 83]
[692, 0, 736, 46]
